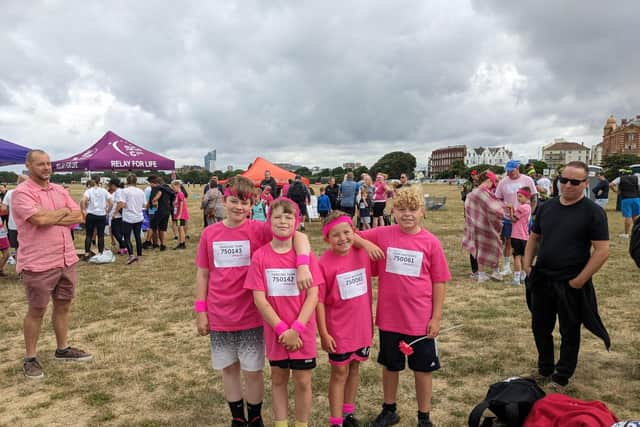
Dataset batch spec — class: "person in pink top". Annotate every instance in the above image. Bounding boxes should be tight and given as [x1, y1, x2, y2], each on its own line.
[11, 150, 92, 380]
[494, 160, 537, 276]
[360, 186, 451, 427]
[171, 180, 190, 250]
[508, 187, 532, 286]
[372, 174, 392, 227]
[317, 210, 376, 427]
[194, 177, 312, 427]
[244, 198, 322, 427]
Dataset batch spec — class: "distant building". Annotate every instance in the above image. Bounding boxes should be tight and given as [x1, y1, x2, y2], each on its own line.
[465, 146, 513, 167]
[428, 145, 466, 177]
[591, 143, 604, 166]
[342, 162, 362, 170]
[602, 114, 640, 158]
[542, 138, 590, 171]
[204, 150, 216, 172]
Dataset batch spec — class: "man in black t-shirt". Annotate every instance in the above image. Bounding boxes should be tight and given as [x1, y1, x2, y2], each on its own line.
[260, 170, 279, 198]
[148, 176, 175, 251]
[523, 161, 610, 389]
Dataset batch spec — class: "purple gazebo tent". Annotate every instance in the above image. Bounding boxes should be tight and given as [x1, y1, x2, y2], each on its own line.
[52, 131, 175, 172]
[0, 138, 31, 166]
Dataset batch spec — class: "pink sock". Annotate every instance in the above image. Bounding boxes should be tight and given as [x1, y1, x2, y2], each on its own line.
[329, 416, 343, 425]
[343, 403, 355, 414]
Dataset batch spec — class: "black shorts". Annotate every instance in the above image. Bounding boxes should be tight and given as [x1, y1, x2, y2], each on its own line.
[269, 358, 316, 370]
[319, 210, 329, 219]
[296, 202, 308, 217]
[8, 229, 18, 249]
[341, 206, 355, 217]
[328, 346, 370, 365]
[377, 330, 440, 373]
[175, 219, 186, 226]
[511, 238, 527, 256]
[373, 202, 386, 217]
[150, 213, 170, 232]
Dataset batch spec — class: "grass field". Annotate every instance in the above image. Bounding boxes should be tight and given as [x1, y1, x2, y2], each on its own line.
[1, 183, 639, 426]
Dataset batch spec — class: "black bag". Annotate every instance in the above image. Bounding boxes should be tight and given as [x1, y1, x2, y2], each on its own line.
[630, 216, 640, 269]
[468, 377, 545, 427]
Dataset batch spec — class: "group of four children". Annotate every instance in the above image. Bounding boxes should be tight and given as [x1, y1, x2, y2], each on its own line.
[194, 176, 451, 427]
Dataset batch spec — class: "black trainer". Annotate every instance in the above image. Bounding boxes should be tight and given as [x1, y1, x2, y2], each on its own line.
[372, 409, 400, 427]
[417, 417, 433, 427]
[247, 416, 264, 427]
[343, 413, 360, 427]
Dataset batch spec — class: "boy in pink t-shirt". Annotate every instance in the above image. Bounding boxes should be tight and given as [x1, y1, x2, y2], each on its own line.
[244, 198, 322, 427]
[360, 186, 451, 427]
[508, 187, 532, 286]
[194, 177, 313, 427]
[317, 211, 376, 427]
[171, 180, 190, 250]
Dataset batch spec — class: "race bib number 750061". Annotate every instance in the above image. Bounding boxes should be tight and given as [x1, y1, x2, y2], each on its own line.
[385, 247, 423, 277]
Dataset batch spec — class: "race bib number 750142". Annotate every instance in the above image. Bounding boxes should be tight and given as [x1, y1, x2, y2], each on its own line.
[385, 247, 423, 277]
[266, 268, 300, 297]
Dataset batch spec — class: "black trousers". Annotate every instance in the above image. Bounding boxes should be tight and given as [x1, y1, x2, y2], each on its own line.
[123, 221, 143, 256]
[85, 214, 106, 253]
[470, 254, 478, 273]
[530, 279, 582, 385]
[110, 217, 126, 249]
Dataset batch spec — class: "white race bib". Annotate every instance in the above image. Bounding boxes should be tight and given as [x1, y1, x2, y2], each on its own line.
[336, 268, 367, 300]
[386, 247, 423, 277]
[213, 240, 251, 268]
[266, 269, 299, 297]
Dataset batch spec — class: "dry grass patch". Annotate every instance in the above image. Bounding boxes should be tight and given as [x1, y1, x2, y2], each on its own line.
[0, 183, 638, 426]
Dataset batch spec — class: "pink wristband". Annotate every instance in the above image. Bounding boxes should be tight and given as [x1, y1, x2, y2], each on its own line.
[274, 320, 289, 337]
[194, 300, 206, 313]
[296, 254, 310, 267]
[291, 320, 305, 334]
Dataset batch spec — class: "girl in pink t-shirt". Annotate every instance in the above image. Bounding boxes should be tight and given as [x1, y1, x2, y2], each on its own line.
[508, 187, 532, 286]
[171, 180, 190, 249]
[244, 198, 322, 427]
[317, 211, 375, 427]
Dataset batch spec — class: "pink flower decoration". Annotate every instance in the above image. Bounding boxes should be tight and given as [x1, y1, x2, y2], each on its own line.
[399, 340, 414, 356]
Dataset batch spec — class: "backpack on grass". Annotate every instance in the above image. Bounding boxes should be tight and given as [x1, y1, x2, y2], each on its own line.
[523, 394, 618, 427]
[468, 377, 545, 427]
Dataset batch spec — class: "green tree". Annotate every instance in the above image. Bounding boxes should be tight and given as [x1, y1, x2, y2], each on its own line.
[0, 171, 18, 184]
[294, 167, 312, 177]
[353, 165, 369, 178]
[531, 160, 548, 173]
[370, 151, 416, 179]
[602, 153, 640, 180]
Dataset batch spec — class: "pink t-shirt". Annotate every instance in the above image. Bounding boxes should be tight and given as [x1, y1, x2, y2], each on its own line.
[12, 178, 80, 273]
[511, 203, 531, 241]
[360, 225, 451, 335]
[195, 220, 272, 331]
[495, 174, 537, 217]
[319, 247, 375, 353]
[244, 245, 323, 361]
[174, 192, 190, 220]
[373, 182, 387, 202]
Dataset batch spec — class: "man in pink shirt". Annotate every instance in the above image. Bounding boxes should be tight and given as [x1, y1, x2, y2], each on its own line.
[494, 160, 537, 276]
[12, 150, 92, 379]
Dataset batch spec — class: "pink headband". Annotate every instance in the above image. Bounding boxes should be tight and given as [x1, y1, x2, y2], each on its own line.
[224, 188, 253, 200]
[517, 188, 531, 199]
[269, 197, 301, 240]
[322, 216, 354, 238]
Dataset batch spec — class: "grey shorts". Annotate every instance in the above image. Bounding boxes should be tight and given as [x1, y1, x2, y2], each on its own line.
[210, 327, 265, 371]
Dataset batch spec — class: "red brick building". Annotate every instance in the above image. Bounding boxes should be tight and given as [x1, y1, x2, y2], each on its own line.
[602, 114, 640, 158]
[428, 145, 466, 177]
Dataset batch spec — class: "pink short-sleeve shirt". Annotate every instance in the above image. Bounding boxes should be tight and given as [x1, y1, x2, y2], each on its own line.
[511, 204, 531, 241]
[319, 247, 374, 353]
[244, 246, 323, 361]
[12, 178, 80, 273]
[360, 225, 451, 335]
[195, 219, 272, 331]
[174, 192, 190, 220]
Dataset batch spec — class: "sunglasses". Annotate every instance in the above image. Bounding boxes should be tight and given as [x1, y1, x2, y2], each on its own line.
[558, 177, 586, 186]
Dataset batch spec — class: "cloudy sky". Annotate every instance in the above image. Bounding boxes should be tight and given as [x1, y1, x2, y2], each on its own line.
[1, 0, 639, 171]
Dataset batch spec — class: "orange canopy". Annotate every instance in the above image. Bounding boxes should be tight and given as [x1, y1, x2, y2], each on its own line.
[236, 157, 309, 187]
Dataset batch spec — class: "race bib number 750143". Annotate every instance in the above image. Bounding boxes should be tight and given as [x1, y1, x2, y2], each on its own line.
[213, 240, 251, 268]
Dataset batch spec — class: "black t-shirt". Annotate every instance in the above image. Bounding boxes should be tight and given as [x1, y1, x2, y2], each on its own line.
[260, 178, 279, 197]
[150, 184, 175, 216]
[533, 196, 609, 280]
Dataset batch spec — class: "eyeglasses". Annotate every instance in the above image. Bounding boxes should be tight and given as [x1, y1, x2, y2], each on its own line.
[558, 177, 586, 186]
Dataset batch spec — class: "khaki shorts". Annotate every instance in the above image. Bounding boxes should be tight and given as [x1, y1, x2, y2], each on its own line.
[22, 265, 77, 308]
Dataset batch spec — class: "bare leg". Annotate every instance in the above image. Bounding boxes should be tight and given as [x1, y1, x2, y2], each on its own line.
[382, 367, 399, 405]
[344, 361, 361, 408]
[293, 369, 313, 422]
[414, 371, 433, 413]
[244, 370, 264, 405]
[222, 362, 243, 401]
[329, 364, 349, 418]
[24, 305, 47, 358]
[52, 299, 71, 350]
[271, 366, 290, 421]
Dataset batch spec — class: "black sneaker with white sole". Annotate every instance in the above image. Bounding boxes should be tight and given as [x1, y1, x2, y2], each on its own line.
[54, 346, 93, 362]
